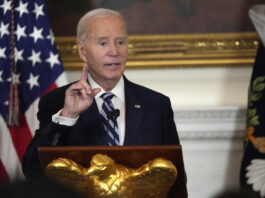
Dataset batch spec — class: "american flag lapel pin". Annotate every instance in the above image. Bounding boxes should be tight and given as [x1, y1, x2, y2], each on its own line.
[134, 104, 141, 109]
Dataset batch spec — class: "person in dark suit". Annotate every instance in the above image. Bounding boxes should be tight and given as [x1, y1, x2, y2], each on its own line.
[22, 8, 179, 178]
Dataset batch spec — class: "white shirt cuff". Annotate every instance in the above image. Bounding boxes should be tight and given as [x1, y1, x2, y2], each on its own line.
[52, 109, 79, 126]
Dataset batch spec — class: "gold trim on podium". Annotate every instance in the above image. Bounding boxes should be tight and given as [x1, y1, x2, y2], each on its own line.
[46, 154, 177, 198]
[56, 32, 259, 70]
[38, 145, 188, 198]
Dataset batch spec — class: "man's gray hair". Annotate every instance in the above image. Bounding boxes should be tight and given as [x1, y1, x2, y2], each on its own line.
[77, 8, 126, 43]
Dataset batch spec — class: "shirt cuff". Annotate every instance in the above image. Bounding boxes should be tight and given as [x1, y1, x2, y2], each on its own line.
[52, 109, 79, 126]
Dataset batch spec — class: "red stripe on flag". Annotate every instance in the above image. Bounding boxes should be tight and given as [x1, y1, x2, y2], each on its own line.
[0, 160, 9, 185]
[8, 83, 58, 163]
[41, 83, 57, 97]
[8, 114, 32, 162]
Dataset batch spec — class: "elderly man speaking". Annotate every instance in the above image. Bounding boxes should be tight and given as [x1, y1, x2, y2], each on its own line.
[22, 8, 180, 178]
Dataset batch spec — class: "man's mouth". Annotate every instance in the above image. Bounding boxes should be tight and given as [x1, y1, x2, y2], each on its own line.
[105, 63, 121, 67]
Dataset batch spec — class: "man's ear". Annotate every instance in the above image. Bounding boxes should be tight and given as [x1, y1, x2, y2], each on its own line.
[77, 41, 88, 62]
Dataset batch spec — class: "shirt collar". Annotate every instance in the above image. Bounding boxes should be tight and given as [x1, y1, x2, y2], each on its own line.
[88, 73, 125, 102]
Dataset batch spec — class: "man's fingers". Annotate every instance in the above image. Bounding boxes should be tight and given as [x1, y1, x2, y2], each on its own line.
[92, 88, 101, 97]
[80, 64, 89, 81]
[66, 83, 81, 95]
[79, 80, 92, 94]
[66, 81, 90, 95]
[67, 82, 101, 99]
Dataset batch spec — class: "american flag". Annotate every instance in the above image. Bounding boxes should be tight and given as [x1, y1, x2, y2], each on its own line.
[0, 0, 67, 183]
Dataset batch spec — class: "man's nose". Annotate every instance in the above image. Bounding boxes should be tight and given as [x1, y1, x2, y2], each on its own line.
[108, 43, 118, 56]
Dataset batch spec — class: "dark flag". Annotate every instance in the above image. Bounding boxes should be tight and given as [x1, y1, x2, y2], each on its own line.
[240, 5, 265, 197]
[0, 0, 67, 183]
[240, 41, 265, 197]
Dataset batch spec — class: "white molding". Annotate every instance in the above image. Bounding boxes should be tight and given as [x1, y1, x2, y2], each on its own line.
[173, 107, 246, 198]
[174, 106, 246, 141]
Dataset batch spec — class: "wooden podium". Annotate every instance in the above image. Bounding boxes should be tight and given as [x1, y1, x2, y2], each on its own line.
[38, 145, 188, 198]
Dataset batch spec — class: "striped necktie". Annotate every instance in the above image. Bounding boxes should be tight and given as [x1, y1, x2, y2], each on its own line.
[101, 92, 120, 146]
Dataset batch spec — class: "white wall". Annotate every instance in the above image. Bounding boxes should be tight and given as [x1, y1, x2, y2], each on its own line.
[65, 66, 253, 198]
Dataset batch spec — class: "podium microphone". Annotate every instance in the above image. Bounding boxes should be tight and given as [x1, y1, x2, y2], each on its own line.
[107, 109, 120, 120]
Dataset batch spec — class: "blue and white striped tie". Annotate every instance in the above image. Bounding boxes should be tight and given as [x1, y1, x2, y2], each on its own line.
[101, 92, 120, 146]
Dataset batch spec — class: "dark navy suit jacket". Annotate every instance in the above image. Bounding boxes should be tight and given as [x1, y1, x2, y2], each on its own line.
[22, 76, 179, 178]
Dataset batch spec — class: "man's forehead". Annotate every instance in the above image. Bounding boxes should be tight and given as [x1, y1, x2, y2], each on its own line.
[94, 36, 127, 40]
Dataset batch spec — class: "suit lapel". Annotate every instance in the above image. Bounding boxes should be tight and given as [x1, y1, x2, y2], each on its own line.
[123, 78, 144, 145]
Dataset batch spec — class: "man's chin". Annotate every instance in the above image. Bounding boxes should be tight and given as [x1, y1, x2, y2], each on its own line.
[105, 70, 124, 79]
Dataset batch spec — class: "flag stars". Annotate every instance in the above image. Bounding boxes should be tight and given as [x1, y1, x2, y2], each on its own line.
[14, 48, 24, 63]
[33, 3, 44, 20]
[46, 52, 60, 68]
[46, 29, 55, 45]
[0, 70, 3, 82]
[26, 73, 39, 90]
[0, 0, 11, 15]
[28, 50, 41, 66]
[0, 47, 7, 58]
[29, 26, 44, 43]
[15, 24, 27, 41]
[0, 22, 9, 38]
[15, 1, 29, 17]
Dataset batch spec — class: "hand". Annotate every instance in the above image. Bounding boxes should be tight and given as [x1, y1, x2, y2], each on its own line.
[61, 64, 101, 118]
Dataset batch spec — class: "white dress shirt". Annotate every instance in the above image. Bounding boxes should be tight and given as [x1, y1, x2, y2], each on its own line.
[52, 73, 126, 145]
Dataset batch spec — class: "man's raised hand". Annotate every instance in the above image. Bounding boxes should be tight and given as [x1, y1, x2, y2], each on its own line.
[61, 64, 101, 118]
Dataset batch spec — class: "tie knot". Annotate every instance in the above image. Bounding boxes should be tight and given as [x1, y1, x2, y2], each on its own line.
[101, 92, 115, 101]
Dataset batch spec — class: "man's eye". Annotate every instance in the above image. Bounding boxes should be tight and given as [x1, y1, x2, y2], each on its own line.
[117, 40, 124, 46]
[99, 42, 107, 46]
